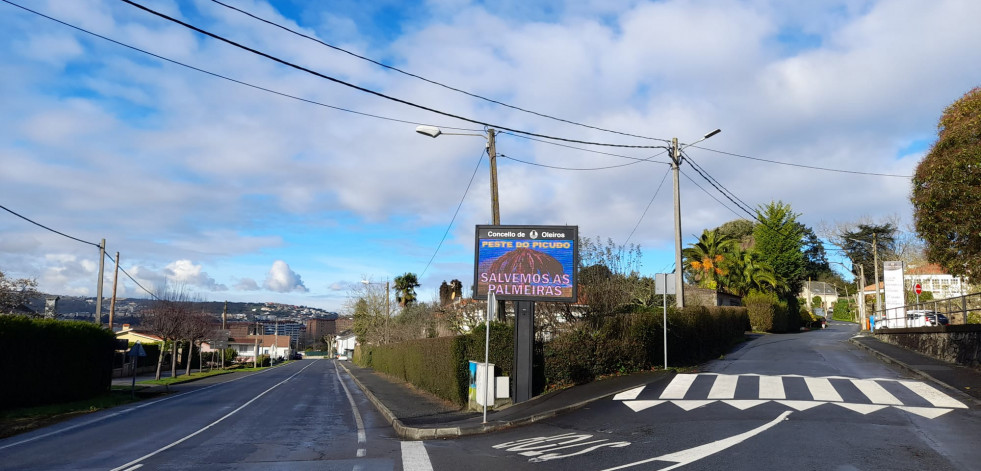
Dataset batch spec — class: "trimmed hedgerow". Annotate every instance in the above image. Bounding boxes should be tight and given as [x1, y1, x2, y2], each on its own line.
[0, 315, 116, 409]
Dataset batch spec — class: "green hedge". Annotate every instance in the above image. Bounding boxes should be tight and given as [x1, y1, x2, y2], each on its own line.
[744, 291, 801, 333]
[544, 306, 749, 386]
[355, 323, 514, 406]
[0, 315, 116, 409]
[355, 307, 748, 404]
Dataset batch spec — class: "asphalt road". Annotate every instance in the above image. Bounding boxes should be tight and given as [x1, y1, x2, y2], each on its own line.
[0, 359, 404, 470]
[3, 325, 978, 470]
[423, 323, 980, 471]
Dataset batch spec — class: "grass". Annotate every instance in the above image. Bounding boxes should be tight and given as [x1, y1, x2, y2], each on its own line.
[0, 390, 151, 440]
[138, 368, 235, 386]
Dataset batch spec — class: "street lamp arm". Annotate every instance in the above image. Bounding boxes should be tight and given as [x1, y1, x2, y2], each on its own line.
[415, 125, 486, 139]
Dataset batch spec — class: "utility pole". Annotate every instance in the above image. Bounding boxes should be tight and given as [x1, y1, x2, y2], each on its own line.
[95, 238, 106, 325]
[872, 233, 881, 319]
[670, 137, 685, 308]
[487, 128, 500, 225]
[109, 252, 120, 330]
[859, 265, 867, 329]
[385, 281, 391, 344]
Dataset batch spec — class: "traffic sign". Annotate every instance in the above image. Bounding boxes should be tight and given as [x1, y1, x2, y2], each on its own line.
[128, 342, 147, 357]
[914, 283, 922, 295]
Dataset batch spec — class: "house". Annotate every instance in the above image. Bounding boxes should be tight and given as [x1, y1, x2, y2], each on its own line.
[686, 286, 743, 307]
[225, 335, 292, 360]
[800, 281, 840, 312]
[116, 324, 163, 345]
[905, 263, 968, 300]
[335, 330, 357, 358]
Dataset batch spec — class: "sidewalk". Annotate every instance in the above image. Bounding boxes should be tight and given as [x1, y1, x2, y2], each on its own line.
[337, 361, 674, 440]
[850, 334, 981, 406]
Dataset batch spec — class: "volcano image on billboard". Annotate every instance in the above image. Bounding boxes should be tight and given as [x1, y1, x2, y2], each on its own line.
[474, 225, 577, 302]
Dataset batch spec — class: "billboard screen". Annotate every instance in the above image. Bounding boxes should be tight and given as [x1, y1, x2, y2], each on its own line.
[474, 225, 578, 302]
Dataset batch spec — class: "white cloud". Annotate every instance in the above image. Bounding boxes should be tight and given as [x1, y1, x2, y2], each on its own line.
[263, 260, 308, 293]
[164, 259, 228, 292]
[234, 278, 261, 291]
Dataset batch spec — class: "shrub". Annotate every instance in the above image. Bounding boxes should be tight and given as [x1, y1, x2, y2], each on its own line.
[0, 315, 115, 409]
[745, 290, 779, 331]
[257, 354, 271, 367]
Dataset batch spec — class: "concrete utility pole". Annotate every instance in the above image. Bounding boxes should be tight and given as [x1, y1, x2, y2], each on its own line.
[859, 265, 867, 328]
[872, 233, 881, 318]
[385, 281, 391, 344]
[487, 128, 500, 225]
[670, 137, 685, 308]
[109, 252, 120, 330]
[95, 238, 106, 325]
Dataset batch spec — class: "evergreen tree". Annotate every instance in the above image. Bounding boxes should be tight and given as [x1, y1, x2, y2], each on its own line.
[752, 201, 805, 296]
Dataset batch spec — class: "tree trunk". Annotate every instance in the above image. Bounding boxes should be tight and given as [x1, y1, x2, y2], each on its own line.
[154, 341, 166, 380]
[185, 340, 193, 377]
[170, 340, 179, 378]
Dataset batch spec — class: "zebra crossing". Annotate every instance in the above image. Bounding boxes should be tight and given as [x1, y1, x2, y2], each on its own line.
[612, 373, 968, 419]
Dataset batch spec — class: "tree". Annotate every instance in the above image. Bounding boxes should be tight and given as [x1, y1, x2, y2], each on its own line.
[0, 270, 40, 314]
[141, 287, 198, 380]
[393, 272, 420, 307]
[752, 201, 806, 296]
[181, 310, 216, 376]
[683, 229, 737, 290]
[837, 223, 897, 284]
[912, 87, 981, 280]
[716, 218, 755, 248]
[439, 279, 463, 306]
[800, 225, 832, 281]
[726, 249, 779, 296]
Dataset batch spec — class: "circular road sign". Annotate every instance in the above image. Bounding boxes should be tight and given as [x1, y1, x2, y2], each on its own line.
[914, 283, 922, 295]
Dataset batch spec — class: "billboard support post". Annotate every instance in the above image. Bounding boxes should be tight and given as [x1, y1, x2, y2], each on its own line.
[513, 300, 534, 403]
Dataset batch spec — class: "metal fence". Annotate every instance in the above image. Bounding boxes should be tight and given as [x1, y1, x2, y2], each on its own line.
[874, 291, 981, 328]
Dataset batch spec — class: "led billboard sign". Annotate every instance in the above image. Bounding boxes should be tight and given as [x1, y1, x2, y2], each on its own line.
[473, 225, 578, 302]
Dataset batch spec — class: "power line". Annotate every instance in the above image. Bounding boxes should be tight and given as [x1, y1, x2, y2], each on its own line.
[624, 167, 671, 245]
[690, 145, 914, 178]
[499, 153, 668, 171]
[420, 148, 486, 278]
[208, 0, 672, 144]
[499, 131, 672, 164]
[679, 170, 745, 220]
[0, 0, 481, 133]
[105, 252, 160, 300]
[121, 0, 672, 150]
[0, 204, 100, 248]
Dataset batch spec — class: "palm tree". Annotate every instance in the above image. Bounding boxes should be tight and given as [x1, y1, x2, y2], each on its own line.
[683, 229, 737, 290]
[727, 249, 780, 296]
[393, 272, 421, 307]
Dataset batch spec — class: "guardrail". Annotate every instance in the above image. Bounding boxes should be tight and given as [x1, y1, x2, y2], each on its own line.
[874, 292, 981, 328]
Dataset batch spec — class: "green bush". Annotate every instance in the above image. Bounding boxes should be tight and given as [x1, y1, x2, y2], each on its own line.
[745, 291, 779, 331]
[0, 315, 115, 409]
[256, 354, 271, 367]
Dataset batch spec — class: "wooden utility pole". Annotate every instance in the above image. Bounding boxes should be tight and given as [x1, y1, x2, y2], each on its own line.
[109, 252, 120, 330]
[95, 239, 106, 325]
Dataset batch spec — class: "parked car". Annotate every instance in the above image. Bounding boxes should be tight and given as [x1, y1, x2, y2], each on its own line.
[925, 312, 949, 326]
[336, 355, 349, 361]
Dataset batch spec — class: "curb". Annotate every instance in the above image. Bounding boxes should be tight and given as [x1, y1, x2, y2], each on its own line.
[848, 337, 981, 407]
[337, 361, 676, 440]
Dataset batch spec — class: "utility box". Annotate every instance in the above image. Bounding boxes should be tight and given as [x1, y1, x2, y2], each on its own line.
[475, 362, 495, 407]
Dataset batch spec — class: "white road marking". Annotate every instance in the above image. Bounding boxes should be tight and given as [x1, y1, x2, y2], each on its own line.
[601, 411, 793, 471]
[723, 400, 768, 410]
[108, 360, 319, 471]
[834, 403, 887, 415]
[851, 379, 902, 405]
[775, 400, 823, 411]
[121, 465, 143, 471]
[400, 441, 434, 471]
[895, 406, 954, 419]
[899, 381, 968, 408]
[803, 377, 842, 402]
[758, 375, 786, 399]
[624, 400, 664, 412]
[671, 400, 715, 411]
[334, 362, 368, 458]
[707, 375, 738, 399]
[0, 365, 282, 452]
[659, 374, 697, 399]
[613, 386, 645, 401]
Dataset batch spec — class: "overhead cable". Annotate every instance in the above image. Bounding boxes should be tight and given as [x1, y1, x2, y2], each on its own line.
[121, 0, 671, 149]
[0, 0, 480, 132]
[105, 252, 161, 300]
[624, 167, 671, 245]
[420, 148, 486, 278]
[499, 131, 672, 164]
[208, 0, 672, 144]
[0, 204, 101, 248]
[690, 145, 914, 178]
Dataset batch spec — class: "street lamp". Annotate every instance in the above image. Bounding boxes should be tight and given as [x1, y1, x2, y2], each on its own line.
[416, 125, 499, 225]
[361, 280, 390, 344]
[669, 129, 722, 308]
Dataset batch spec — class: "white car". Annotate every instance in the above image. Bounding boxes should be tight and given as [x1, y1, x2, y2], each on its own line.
[336, 355, 349, 361]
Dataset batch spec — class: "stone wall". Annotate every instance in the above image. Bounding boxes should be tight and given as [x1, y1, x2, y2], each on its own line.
[876, 325, 981, 368]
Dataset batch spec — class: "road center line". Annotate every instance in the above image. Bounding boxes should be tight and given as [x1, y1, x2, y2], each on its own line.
[0, 363, 283, 452]
[108, 360, 319, 471]
[334, 361, 368, 458]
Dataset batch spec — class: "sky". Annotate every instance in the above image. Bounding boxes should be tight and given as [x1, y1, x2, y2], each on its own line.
[1, 0, 980, 312]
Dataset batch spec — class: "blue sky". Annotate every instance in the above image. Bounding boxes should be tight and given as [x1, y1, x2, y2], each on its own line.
[1, 0, 979, 311]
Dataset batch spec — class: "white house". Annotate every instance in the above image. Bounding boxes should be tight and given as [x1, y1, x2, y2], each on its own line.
[335, 331, 357, 358]
[223, 335, 292, 361]
[905, 263, 968, 300]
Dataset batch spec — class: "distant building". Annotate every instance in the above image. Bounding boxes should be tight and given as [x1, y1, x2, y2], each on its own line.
[800, 281, 840, 312]
[905, 263, 967, 299]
